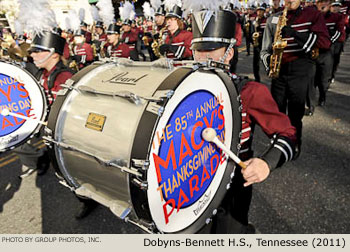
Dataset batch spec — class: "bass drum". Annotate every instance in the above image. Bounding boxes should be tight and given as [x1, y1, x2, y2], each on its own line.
[0, 61, 47, 152]
[46, 60, 241, 233]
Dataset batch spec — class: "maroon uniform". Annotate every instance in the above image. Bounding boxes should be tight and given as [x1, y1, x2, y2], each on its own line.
[121, 30, 138, 51]
[162, 29, 192, 59]
[40, 62, 73, 105]
[85, 31, 92, 44]
[325, 11, 345, 43]
[104, 42, 131, 58]
[261, 6, 331, 65]
[73, 43, 94, 69]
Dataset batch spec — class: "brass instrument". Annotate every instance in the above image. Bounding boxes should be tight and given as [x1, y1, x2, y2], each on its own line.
[268, 6, 289, 79]
[252, 17, 260, 48]
[142, 35, 150, 46]
[99, 40, 107, 58]
[245, 15, 251, 34]
[91, 43, 98, 58]
[68, 41, 79, 72]
[311, 47, 319, 60]
[151, 26, 167, 58]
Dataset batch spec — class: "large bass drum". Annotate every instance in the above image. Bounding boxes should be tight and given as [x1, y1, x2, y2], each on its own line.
[0, 61, 47, 152]
[46, 60, 241, 233]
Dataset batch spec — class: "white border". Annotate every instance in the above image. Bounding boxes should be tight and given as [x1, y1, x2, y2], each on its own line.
[147, 71, 233, 233]
[0, 62, 45, 150]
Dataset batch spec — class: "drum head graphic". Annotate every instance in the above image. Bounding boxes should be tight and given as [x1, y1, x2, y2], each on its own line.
[0, 62, 46, 152]
[147, 71, 235, 233]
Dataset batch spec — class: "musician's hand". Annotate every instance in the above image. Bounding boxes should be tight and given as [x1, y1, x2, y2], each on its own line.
[241, 158, 270, 187]
[159, 44, 170, 55]
[281, 26, 296, 38]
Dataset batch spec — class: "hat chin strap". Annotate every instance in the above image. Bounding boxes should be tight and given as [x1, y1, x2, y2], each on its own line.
[220, 41, 235, 64]
[34, 48, 55, 65]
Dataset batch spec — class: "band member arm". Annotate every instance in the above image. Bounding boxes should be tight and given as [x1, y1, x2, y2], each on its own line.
[260, 19, 274, 71]
[282, 26, 318, 53]
[259, 135, 296, 171]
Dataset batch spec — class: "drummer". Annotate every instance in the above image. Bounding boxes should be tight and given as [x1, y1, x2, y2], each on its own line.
[13, 30, 73, 177]
[189, 4, 297, 233]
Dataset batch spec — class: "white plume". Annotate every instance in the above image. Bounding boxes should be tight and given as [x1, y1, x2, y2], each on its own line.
[68, 10, 81, 32]
[14, 21, 24, 35]
[79, 8, 85, 22]
[96, 0, 115, 25]
[17, 0, 57, 36]
[164, 0, 182, 11]
[91, 5, 101, 22]
[119, 1, 134, 21]
[143, 2, 155, 19]
[182, 0, 231, 13]
[150, 0, 163, 10]
[65, 17, 72, 31]
[182, 0, 231, 16]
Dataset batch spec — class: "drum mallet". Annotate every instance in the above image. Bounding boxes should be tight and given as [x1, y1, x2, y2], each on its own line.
[1, 108, 47, 126]
[202, 128, 247, 170]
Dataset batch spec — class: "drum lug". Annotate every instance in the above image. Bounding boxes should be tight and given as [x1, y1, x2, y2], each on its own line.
[146, 103, 164, 116]
[132, 159, 150, 170]
[152, 90, 175, 100]
[132, 178, 148, 190]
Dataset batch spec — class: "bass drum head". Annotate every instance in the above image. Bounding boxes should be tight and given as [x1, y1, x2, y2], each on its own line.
[146, 69, 240, 233]
[0, 61, 47, 152]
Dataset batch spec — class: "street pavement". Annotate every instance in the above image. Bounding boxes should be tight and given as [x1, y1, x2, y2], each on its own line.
[0, 41, 349, 234]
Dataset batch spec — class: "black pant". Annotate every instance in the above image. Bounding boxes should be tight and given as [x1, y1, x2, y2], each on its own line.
[245, 32, 251, 55]
[271, 58, 316, 141]
[331, 42, 343, 79]
[315, 50, 333, 102]
[253, 46, 261, 81]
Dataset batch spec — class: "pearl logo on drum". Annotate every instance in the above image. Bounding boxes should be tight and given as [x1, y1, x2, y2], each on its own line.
[104, 71, 148, 85]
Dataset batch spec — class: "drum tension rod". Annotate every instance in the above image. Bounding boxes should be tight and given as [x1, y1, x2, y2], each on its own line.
[42, 136, 143, 177]
[60, 84, 164, 105]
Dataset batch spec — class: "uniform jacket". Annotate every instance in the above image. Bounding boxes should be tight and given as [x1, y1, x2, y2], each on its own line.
[324, 11, 345, 43]
[73, 43, 94, 69]
[104, 42, 131, 58]
[164, 29, 193, 59]
[40, 61, 73, 105]
[232, 74, 297, 168]
[261, 6, 331, 67]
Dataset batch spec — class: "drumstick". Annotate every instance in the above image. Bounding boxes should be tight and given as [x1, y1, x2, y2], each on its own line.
[1, 108, 47, 126]
[202, 128, 247, 169]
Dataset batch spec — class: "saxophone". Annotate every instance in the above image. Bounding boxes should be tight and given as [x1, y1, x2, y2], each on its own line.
[252, 17, 260, 48]
[268, 6, 288, 79]
[151, 26, 167, 58]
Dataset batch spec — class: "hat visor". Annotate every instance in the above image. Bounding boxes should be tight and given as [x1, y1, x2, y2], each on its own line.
[27, 46, 50, 54]
[191, 41, 228, 51]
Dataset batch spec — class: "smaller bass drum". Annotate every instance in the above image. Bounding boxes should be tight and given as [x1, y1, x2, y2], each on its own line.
[0, 61, 47, 152]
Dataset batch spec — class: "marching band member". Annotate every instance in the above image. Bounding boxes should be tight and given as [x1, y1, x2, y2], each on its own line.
[72, 28, 94, 70]
[185, 0, 297, 233]
[252, 3, 268, 82]
[159, 0, 193, 60]
[315, 0, 344, 106]
[119, 1, 140, 60]
[271, 0, 284, 13]
[104, 24, 131, 59]
[261, 0, 330, 158]
[330, 0, 347, 82]
[243, 4, 256, 56]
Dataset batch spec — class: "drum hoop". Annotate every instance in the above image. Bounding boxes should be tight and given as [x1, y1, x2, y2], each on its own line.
[129, 67, 242, 233]
[0, 61, 47, 152]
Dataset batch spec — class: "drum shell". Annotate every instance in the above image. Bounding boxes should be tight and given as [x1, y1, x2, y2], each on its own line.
[48, 62, 242, 233]
[49, 62, 173, 213]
